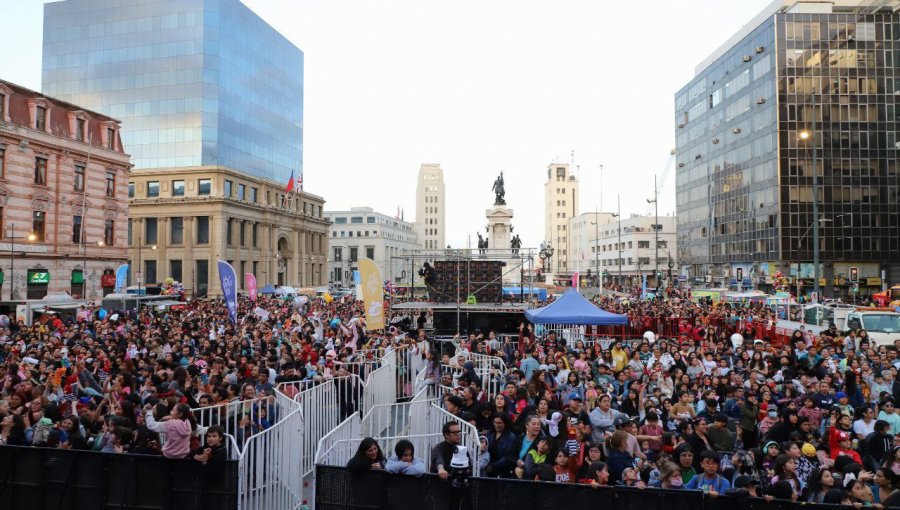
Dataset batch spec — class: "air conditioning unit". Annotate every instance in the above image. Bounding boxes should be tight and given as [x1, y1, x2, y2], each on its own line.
[695, 154, 702, 160]
[678, 163, 685, 168]
[678, 123, 685, 128]
[712, 138, 720, 144]
[894, 90, 900, 96]
[756, 97, 766, 104]
[732, 127, 742, 134]
[742, 55, 752, 62]
[755, 46, 765, 53]
[848, 35, 855, 41]
[895, 141, 900, 149]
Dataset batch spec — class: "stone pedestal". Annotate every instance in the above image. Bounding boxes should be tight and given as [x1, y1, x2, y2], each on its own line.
[486, 206, 513, 251]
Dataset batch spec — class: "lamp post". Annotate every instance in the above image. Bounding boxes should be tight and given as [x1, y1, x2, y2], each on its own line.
[591, 205, 601, 296]
[7, 223, 37, 300]
[647, 174, 659, 289]
[611, 195, 622, 285]
[799, 96, 819, 301]
[539, 243, 554, 278]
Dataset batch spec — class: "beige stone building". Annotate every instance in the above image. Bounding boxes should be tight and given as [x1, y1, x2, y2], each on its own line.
[0, 79, 130, 300]
[544, 163, 579, 278]
[414, 163, 445, 250]
[128, 166, 328, 297]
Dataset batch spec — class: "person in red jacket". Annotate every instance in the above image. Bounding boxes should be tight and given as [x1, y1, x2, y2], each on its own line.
[827, 412, 854, 456]
[831, 430, 862, 463]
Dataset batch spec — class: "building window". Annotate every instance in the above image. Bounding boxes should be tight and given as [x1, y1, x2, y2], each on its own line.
[252, 261, 258, 278]
[147, 180, 159, 197]
[198, 179, 211, 196]
[0, 148, 4, 178]
[334, 217, 347, 224]
[224, 180, 233, 198]
[127, 219, 132, 246]
[351, 217, 363, 224]
[74, 165, 85, 192]
[145, 260, 157, 285]
[0, 94, 5, 119]
[349, 247, 358, 262]
[105, 171, 116, 197]
[250, 187, 258, 203]
[237, 184, 245, 201]
[366, 247, 375, 260]
[252, 223, 258, 247]
[196, 216, 209, 244]
[76, 118, 85, 142]
[172, 180, 185, 196]
[32, 211, 45, 241]
[170, 260, 183, 282]
[34, 157, 47, 185]
[171, 217, 183, 244]
[334, 247, 342, 262]
[240, 261, 246, 288]
[128, 182, 134, 198]
[240, 221, 246, 246]
[145, 218, 157, 245]
[35, 106, 47, 131]
[107, 127, 115, 150]
[72, 215, 83, 244]
[104, 219, 114, 246]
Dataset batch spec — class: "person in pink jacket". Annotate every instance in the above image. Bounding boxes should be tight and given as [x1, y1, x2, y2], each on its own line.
[145, 403, 197, 459]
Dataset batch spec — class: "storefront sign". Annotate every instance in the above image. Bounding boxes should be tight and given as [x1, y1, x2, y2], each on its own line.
[101, 274, 116, 287]
[28, 271, 50, 284]
[867, 277, 882, 286]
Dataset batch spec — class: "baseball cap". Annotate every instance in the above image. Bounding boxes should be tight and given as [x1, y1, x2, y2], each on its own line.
[835, 392, 847, 399]
[733, 475, 759, 488]
[763, 441, 780, 452]
[568, 392, 583, 402]
[837, 431, 851, 442]
[802, 443, 817, 457]
[539, 364, 549, 371]
[613, 415, 634, 428]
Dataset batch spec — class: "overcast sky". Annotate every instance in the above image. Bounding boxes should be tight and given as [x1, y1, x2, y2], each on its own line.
[1, 0, 772, 250]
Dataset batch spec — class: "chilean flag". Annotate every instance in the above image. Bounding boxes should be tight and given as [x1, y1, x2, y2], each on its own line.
[286, 170, 295, 194]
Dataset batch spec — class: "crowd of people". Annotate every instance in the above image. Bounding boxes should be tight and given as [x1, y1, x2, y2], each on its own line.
[5, 286, 900, 507]
[354, 295, 900, 508]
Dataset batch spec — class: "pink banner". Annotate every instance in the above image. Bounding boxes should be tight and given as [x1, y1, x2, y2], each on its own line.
[245, 273, 257, 302]
[572, 271, 580, 291]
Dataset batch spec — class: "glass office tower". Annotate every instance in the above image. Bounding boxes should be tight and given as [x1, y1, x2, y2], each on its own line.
[41, 0, 303, 181]
[675, 2, 900, 297]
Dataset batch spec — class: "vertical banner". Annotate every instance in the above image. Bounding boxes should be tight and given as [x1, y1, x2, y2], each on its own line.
[245, 273, 258, 302]
[114, 264, 129, 293]
[217, 260, 238, 325]
[358, 257, 384, 331]
[571, 271, 580, 292]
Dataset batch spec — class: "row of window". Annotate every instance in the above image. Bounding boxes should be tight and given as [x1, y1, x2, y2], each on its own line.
[597, 240, 670, 251]
[30, 157, 118, 197]
[129, 217, 210, 246]
[0, 207, 114, 246]
[131, 178, 212, 198]
[333, 246, 376, 262]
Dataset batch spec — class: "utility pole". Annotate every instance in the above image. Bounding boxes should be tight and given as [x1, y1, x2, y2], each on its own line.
[617, 195, 622, 285]
[647, 174, 659, 289]
[592, 205, 600, 296]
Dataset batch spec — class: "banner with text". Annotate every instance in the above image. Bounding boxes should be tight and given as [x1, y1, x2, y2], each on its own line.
[358, 257, 384, 331]
[217, 261, 238, 325]
[245, 273, 257, 302]
[114, 264, 129, 293]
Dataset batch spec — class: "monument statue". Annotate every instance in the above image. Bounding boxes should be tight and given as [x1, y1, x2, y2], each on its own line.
[492, 172, 506, 206]
[510, 234, 521, 255]
[477, 232, 485, 254]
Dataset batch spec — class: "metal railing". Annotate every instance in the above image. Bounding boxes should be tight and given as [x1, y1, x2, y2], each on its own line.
[237, 406, 304, 510]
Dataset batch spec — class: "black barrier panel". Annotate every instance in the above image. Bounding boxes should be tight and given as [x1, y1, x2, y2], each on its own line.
[315, 465, 849, 510]
[0, 446, 238, 510]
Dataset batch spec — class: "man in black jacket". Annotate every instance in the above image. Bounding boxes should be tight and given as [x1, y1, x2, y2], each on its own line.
[865, 419, 894, 472]
[431, 421, 470, 479]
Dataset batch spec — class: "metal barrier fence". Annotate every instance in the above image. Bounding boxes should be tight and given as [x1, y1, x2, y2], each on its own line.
[315, 465, 844, 510]
[237, 405, 304, 510]
[315, 412, 363, 469]
[297, 379, 341, 478]
[191, 396, 279, 449]
[362, 351, 399, 438]
[0, 445, 238, 510]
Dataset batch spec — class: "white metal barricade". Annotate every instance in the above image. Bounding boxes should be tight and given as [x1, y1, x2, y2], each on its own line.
[191, 396, 280, 449]
[314, 412, 362, 468]
[361, 350, 398, 438]
[425, 403, 482, 477]
[237, 406, 304, 510]
[296, 379, 340, 477]
[317, 434, 442, 472]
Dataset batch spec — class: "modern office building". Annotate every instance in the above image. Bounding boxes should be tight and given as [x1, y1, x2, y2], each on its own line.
[42, 0, 327, 295]
[544, 162, 579, 280]
[595, 215, 676, 286]
[0, 79, 130, 300]
[675, 0, 900, 297]
[414, 164, 445, 250]
[325, 207, 420, 287]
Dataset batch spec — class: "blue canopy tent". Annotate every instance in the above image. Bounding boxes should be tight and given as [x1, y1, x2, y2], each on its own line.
[502, 287, 547, 301]
[525, 289, 628, 325]
[259, 284, 278, 295]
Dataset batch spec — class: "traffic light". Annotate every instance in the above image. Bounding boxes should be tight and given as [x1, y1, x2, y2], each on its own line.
[849, 267, 859, 283]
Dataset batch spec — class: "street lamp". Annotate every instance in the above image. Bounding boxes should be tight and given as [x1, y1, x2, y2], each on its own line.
[7, 223, 36, 300]
[539, 243, 554, 277]
[798, 95, 820, 301]
[647, 174, 659, 289]
[611, 195, 622, 285]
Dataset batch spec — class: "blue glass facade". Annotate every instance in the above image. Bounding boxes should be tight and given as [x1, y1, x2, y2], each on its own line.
[41, 0, 303, 181]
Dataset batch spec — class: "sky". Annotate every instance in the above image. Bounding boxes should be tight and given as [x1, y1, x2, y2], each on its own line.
[0, 0, 774, 250]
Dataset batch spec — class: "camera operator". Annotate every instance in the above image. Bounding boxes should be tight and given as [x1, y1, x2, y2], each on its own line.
[432, 422, 471, 480]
